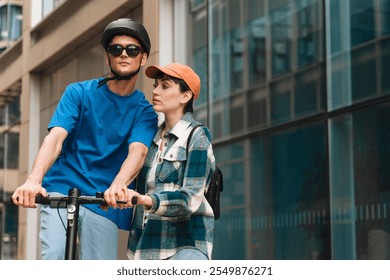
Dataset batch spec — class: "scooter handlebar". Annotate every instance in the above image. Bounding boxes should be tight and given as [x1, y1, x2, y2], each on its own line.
[34, 193, 127, 208]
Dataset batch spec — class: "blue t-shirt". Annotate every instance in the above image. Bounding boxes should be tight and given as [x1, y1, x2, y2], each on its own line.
[42, 78, 158, 230]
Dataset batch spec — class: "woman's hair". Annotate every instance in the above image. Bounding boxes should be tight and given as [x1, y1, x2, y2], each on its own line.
[155, 72, 194, 113]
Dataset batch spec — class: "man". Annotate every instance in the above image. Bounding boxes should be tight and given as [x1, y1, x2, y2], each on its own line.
[12, 18, 158, 260]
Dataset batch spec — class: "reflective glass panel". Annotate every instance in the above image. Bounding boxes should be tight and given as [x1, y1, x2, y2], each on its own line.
[329, 103, 390, 259]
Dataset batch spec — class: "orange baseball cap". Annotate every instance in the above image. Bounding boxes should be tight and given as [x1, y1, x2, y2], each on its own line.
[145, 63, 201, 100]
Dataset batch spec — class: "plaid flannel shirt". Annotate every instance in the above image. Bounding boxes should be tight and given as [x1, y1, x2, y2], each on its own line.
[127, 113, 216, 260]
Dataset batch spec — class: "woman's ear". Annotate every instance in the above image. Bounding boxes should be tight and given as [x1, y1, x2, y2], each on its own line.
[181, 90, 193, 104]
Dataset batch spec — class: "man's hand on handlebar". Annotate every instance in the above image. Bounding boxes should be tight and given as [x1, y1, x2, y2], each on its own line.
[104, 188, 141, 209]
[103, 182, 130, 210]
[12, 183, 48, 208]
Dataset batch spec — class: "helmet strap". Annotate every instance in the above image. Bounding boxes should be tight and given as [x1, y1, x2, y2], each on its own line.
[111, 65, 141, 80]
[97, 59, 142, 88]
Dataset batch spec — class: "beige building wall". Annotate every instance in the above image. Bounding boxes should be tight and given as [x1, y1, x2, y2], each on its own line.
[0, 0, 164, 260]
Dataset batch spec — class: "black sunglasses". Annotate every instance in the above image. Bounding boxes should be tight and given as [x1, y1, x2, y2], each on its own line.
[107, 44, 143, 57]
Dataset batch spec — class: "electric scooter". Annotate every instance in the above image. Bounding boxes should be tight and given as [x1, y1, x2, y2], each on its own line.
[34, 188, 128, 260]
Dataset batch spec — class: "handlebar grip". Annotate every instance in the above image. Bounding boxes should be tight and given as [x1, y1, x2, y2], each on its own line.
[35, 194, 50, 205]
[95, 191, 127, 205]
[131, 197, 138, 205]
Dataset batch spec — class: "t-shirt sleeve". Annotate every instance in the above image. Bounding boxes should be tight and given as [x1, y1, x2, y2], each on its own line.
[128, 103, 157, 148]
[48, 84, 81, 133]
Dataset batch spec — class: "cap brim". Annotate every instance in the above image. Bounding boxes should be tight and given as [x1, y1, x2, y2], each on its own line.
[145, 65, 182, 80]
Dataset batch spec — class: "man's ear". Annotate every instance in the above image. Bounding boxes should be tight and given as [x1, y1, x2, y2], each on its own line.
[140, 53, 148, 66]
[104, 52, 109, 65]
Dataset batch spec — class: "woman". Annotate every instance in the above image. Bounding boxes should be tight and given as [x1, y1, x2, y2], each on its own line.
[126, 63, 216, 260]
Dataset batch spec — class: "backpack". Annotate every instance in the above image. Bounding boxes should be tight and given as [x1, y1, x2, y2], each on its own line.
[186, 124, 223, 219]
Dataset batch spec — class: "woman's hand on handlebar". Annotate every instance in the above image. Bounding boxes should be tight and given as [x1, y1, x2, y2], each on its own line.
[126, 190, 152, 208]
[12, 182, 48, 208]
[125, 189, 141, 207]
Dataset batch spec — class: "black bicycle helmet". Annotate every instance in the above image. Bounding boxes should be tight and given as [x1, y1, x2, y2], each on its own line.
[101, 18, 151, 56]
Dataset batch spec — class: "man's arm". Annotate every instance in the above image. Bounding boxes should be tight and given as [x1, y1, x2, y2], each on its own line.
[12, 127, 68, 208]
[104, 141, 148, 208]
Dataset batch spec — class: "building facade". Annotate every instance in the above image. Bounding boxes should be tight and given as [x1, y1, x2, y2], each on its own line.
[0, 0, 390, 260]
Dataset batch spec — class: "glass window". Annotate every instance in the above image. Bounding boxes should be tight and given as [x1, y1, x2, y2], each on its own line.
[351, 44, 377, 100]
[0, 5, 22, 42]
[350, 0, 375, 47]
[190, 0, 205, 9]
[247, 88, 267, 129]
[0, 107, 5, 126]
[229, 94, 244, 134]
[270, 77, 291, 124]
[327, 0, 390, 110]
[212, 122, 329, 260]
[230, 28, 244, 91]
[0, 6, 8, 41]
[185, 0, 390, 260]
[247, 16, 267, 86]
[271, 3, 292, 76]
[210, 2, 229, 100]
[0, 205, 2, 257]
[296, 0, 321, 67]
[192, 30, 208, 105]
[9, 5, 22, 40]
[1, 200, 18, 260]
[5, 132, 19, 169]
[189, 0, 208, 112]
[381, 38, 390, 94]
[192, 0, 326, 138]
[245, 0, 266, 86]
[211, 100, 224, 139]
[42, 0, 63, 17]
[8, 97, 20, 126]
[251, 122, 329, 259]
[381, 0, 390, 35]
[0, 93, 20, 260]
[0, 133, 4, 169]
[212, 143, 245, 260]
[329, 103, 390, 259]
[294, 66, 326, 118]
